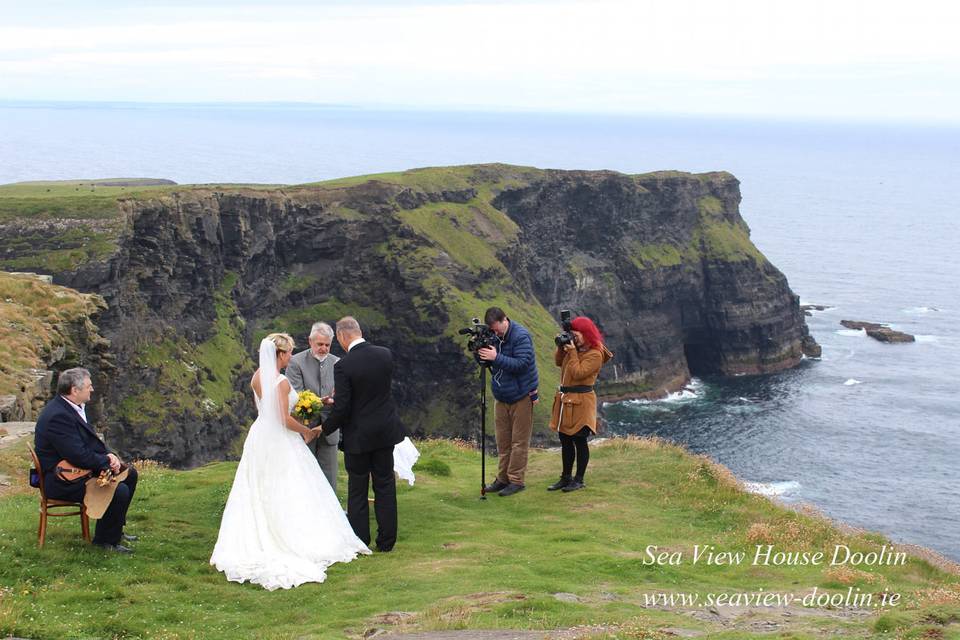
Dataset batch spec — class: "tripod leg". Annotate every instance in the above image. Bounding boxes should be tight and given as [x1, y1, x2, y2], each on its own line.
[480, 367, 487, 499]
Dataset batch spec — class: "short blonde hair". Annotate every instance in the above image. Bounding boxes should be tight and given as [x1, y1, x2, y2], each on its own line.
[266, 332, 295, 354]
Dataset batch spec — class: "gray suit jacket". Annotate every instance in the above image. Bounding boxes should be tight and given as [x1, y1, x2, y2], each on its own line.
[286, 349, 340, 446]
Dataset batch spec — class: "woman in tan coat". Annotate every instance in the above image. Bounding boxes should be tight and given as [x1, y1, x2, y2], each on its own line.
[548, 316, 613, 492]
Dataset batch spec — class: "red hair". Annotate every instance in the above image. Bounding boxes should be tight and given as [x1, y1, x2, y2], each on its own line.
[570, 316, 604, 349]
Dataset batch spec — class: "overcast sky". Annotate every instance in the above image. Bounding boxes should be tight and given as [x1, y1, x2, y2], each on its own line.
[2, 0, 958, 122]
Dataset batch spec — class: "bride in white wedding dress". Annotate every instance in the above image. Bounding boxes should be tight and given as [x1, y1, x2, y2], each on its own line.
[211, 333, 371, 590]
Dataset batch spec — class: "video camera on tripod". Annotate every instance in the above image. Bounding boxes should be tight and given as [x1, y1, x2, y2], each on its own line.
[458, 316, 502, 499]
[458, 318, 498, 367]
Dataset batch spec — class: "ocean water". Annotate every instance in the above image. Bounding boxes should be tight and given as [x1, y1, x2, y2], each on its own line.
[2, 102, 958, 560]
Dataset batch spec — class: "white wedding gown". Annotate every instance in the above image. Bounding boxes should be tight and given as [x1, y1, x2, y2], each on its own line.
[211, 341, 372, 590]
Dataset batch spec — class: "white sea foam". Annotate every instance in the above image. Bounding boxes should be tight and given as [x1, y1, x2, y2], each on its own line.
[843, 378, 862, 386]
[902, 306, 940, 314]
[625, 378, 704, 405]
[744, 480, 801, 497]
[836, 329, 867, 337]
[914, 335, 939, 343]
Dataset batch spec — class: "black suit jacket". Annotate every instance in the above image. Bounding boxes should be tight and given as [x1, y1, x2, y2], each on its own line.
[322, 341, 406, 453]
[34, 396, 111, 502]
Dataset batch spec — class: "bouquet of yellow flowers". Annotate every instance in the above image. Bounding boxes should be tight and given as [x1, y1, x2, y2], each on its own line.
[293, 390, 324, 426]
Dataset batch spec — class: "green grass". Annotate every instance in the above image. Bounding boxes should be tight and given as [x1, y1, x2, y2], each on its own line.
[0, 180, 178, 223]
[304, 163, 545, 194]
[0, 438, 956, 639]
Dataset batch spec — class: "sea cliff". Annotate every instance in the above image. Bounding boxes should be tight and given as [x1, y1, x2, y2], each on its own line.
[0, 165, 819, 466]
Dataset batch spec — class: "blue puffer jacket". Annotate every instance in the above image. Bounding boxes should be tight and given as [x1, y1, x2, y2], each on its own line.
[490, 321, 540, 404]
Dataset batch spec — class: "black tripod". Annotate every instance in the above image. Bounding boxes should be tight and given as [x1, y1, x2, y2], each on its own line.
[478, 365, 488, 500]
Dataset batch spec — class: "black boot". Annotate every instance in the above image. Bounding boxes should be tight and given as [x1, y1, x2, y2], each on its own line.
[547, 475, 571, 491]
[484, 478, 509, 493]
[562, 476, 585, 492]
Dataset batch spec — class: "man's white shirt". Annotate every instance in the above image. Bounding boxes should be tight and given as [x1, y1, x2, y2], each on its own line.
[61, 396, 88, 424]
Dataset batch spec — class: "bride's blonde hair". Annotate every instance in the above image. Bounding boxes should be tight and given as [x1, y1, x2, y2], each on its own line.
[265, 332, 295, 354]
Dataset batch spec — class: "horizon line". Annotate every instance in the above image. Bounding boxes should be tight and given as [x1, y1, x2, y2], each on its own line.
[1, 98, 958, 129]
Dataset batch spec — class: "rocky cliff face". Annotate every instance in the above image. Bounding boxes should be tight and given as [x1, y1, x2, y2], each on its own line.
[0, 272, 112, 422]
[493, 170, 820, 397]
[0, 165, 818, 467]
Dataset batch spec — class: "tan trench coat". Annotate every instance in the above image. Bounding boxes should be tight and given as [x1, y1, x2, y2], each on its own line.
[549, 343, 614, 435]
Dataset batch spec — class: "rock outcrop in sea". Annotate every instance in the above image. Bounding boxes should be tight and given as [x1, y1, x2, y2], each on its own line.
[0, 164, 819, 466]
[841, 320, 916, 343]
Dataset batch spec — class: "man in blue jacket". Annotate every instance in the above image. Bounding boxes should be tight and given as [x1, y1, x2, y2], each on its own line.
[477, 306, 539, 496]
[34, 368, 138, 552]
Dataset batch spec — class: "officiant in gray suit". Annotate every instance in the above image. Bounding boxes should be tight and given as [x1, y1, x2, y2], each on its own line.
[286, 321, 341, 491]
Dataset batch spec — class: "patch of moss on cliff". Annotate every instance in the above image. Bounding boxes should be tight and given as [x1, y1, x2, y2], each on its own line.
[627, 241, 691, 269]
[195, 272, 247, 406]
[595, 377, 655, 398]
[280, 273, 319, 295]
[255, 297, 389, 346]
[398, 201, 510, 274]
[412, 389, 470, 436]
[697, 195, 724, 216]
[328, 205, 365, 220]
[692, 216, 768, 264]
[118, 272, 249, 432]
[689, 195, 767, 264]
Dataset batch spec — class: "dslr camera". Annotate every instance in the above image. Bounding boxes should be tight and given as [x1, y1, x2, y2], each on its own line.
[555, 309, 575, 347]
[459, 317, 498, 367]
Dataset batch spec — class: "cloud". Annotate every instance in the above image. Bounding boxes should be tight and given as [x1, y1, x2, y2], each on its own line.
[1, 0, 959, 121]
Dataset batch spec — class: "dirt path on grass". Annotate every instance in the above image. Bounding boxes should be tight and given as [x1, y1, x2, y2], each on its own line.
[367, 588, 879, 640]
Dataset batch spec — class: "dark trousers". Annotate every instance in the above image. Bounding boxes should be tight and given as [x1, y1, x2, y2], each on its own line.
[48, 466, 139, 545]
[343, 447, 397, 551]
[93, 466, 139, 545]
[559, 427, 591, 480]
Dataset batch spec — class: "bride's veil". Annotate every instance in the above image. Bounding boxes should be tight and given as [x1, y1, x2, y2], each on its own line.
[258, 338, 282, 430]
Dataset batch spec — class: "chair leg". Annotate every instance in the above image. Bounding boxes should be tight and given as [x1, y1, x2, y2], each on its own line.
[81, 510, 91, 543]
[38, 509, 47, 549]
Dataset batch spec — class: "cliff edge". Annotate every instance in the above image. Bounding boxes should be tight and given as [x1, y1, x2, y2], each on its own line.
[0, 165, 819, 466]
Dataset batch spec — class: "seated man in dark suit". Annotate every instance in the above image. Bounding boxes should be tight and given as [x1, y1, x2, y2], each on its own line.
[34, 367, 139, 553]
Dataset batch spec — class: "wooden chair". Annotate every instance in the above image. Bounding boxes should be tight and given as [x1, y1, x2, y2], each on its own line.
[27, 443, 91, 548]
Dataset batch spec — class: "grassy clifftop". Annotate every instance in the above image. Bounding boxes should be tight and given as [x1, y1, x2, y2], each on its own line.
[0, 271, 109, 420]
[0, 438, 956, 639]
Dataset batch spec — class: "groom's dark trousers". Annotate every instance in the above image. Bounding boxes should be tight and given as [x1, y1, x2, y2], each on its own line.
[322, 340, 406, 551]
[344, 448, 396, 549]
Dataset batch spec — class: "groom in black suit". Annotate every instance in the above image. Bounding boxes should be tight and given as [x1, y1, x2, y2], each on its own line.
[322, 316, 406, 551]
